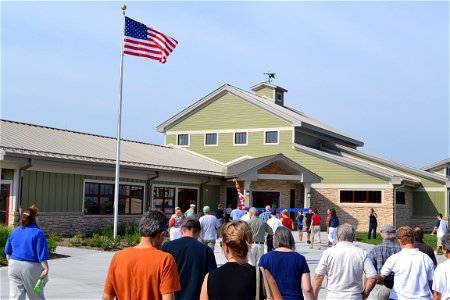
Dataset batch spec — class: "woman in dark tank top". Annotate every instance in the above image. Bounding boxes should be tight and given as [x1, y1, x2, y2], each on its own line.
[200, 221, 281, 300]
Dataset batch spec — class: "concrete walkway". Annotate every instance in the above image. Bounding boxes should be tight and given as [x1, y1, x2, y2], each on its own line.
[1, 232, 445, 299]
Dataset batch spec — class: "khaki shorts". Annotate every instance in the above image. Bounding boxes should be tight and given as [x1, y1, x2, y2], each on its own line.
[437, 236, 443, 247]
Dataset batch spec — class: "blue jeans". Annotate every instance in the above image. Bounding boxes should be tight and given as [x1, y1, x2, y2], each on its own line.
[368, 223, 377, 239]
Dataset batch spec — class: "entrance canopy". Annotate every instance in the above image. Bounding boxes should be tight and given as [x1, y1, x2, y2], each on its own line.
[225, 153, 321, 183]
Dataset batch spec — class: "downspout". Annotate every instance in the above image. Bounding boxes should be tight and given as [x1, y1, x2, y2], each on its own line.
[146, 172, 159, 211]
[18, 158, 33, 216]
[200, 177, 211, 209]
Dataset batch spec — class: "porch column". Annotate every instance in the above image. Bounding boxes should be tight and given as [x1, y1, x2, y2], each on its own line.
[304, 183, 311, 208]
[243, 180, 251, 207]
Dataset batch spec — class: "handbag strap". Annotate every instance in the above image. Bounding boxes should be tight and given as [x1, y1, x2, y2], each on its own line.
[259, 267, 273, 300]
[255, 266, 261, 300]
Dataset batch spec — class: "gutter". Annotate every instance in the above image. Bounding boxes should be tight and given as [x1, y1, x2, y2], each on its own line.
[18, 158, 33, 215]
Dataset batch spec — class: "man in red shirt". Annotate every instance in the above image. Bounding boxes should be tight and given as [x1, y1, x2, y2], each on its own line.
[310, 209, 322, 250]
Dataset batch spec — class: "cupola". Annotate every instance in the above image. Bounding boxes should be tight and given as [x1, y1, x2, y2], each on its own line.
[250, 82, 288, 106]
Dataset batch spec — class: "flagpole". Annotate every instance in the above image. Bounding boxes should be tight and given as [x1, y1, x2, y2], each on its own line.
[113, 5, 127, 239]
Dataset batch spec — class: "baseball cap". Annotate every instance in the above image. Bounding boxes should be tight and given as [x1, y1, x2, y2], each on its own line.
[181, 217, 201, 230]
[380, 224, 396, 234]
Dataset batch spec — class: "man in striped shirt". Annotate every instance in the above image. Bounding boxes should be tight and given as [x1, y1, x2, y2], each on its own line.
[367, 224, 401, 300]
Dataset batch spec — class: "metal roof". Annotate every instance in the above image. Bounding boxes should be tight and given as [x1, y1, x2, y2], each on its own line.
[0, 119, 225, 176]
[331, 144, 448, 184]
[293, 143, 420, 185]
[422, 158, 450, 172]
[156, 84, 364, 147]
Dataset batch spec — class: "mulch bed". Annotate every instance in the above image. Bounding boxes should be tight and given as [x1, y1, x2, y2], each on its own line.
[0, 252, 70, 267]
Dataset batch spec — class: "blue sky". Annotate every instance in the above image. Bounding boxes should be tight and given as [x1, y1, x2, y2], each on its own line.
[1, 1, 449, 168]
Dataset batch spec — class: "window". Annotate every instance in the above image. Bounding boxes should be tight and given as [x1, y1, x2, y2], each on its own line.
[84, 182, 144, 215]
[340, 190, 382, 203]
[446, 167, 450, 176]
[177, 134, 189, 146]
[265, 131, 278, 144]
[205, 133, 217, 145]
[153, 187, 175, 214]
[396, 191, 406, 205]
[276, 92, 283, 104]
[234, 132, 247, 145]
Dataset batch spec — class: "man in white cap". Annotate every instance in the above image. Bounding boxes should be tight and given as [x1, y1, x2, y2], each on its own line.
[199, 206, 220, 251]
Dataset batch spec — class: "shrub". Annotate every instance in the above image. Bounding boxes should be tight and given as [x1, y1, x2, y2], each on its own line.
[47, 233, 61, 254]
[125, 224, 140, 247]
[69, 232, 84, 247]
[0, 226, 12, 264]
[85, 233, 118, 250]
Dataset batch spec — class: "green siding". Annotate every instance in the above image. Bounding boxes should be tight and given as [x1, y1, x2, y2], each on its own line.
[412, 191, 445, 216]
[435, 167, 445, 175]
[255, 87, 274, 99]
[342, 153, 445, 188]
[21, 170, 146, 213]
[202, 185, 221, 211]
[166, 135, 176, 145]
[168, 93, 289, 131]
[175, 130, 386, 184]
[1, 169, 14, 180]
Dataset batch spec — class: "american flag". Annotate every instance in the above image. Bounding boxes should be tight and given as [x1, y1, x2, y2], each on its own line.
[123, 17, 178, 64]
[234, 180, 246, 205]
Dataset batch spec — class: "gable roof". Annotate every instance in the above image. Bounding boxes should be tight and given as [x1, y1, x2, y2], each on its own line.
[422, 158, 450, 172]
[225, 153, 321, 182]
[326, 143, 448, 184]
[156, 84, 364, 147]
[293, 143, 420, 185]
[0, 119, 225, 176]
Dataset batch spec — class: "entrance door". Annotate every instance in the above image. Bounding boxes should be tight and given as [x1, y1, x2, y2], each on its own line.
[178, 188, 198, 215]
[252, 191, 279, 211]
[226, 188, 238, 209]
[0, 184, 10, 226]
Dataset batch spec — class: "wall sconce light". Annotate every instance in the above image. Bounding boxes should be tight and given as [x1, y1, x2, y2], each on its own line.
[307, 192, 311, 198]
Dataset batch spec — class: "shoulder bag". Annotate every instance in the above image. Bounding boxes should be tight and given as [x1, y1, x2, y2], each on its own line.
[255, 266, 273, 300]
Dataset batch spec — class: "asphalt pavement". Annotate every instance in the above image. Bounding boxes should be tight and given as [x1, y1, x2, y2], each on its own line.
[0, 231, 445, 299]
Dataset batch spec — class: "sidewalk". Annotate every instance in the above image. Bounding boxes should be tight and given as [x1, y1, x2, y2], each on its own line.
[0, 231, 445, 299]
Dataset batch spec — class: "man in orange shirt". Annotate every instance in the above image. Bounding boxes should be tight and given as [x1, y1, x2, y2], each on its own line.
[103, 210, 181, 300]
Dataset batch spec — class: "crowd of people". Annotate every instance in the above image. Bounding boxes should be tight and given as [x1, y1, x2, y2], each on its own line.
[3, 203, 450, 300]
[103, 205, 450, 300]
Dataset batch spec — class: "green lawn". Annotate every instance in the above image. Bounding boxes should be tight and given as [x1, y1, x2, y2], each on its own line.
[355, 232, 438, 250]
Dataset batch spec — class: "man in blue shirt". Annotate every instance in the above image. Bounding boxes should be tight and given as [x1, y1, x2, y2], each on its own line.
[161, 218, 217, 300]
[230, 204, 244, 221]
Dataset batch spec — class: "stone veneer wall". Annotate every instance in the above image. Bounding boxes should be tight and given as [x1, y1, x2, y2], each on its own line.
[36, 213, 142, 236]
[395, 190, 413, 228]
[311, 188, 395, 232]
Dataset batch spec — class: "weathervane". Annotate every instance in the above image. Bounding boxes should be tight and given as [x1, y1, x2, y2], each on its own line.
[264, 72, 276, 83]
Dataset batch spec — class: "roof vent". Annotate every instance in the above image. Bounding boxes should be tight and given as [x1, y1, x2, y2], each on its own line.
[250, 82, 288, 106]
